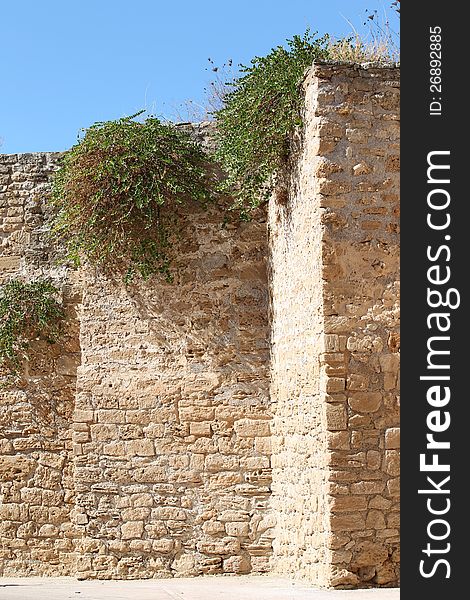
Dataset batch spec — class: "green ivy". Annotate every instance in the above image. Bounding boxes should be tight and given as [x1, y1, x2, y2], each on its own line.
[49, 113, 212, 281]
[213, 30, 332, 214]
[0, 279, 65, 374]
[47, 31, 373, 278]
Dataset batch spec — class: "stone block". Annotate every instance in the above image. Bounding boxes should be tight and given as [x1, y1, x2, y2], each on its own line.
[234, 419, 270, 438]
[326, 403, 348, 431]
[330, 496, 367, 512]
[205, 454, 239, 472]
[330, 513, 366, 531]
[38, 524, 59, 537]
[126, 439, 155, 456]
[349, 392, 382, 414]
[352, 540, 389, 568]
[189, 422, 212, 436]
[383, 450, 400, 476]
[385, 427, 400, 449]
[225, 522, 250, 536]
[121, 521, 144, 540]
[197, 537, 241, 555]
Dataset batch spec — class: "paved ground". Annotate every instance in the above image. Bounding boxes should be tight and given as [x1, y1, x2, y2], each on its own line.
[0, 577, 399, 600]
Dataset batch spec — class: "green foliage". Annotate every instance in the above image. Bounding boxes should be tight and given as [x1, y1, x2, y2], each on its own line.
[213, 30, 331, 213]
[0, 279, 64, 373]
[49, 113, 212, 280]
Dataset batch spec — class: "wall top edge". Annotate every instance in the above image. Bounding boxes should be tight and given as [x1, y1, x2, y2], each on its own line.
[1, 63, 399, 159]
[312, 59, 400, 70]
[304, 60, 400, 85]
[308, 60, 399, 80]
[0, 151, 64, 160]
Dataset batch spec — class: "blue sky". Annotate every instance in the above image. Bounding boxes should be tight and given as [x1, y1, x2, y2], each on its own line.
[1, 1, 399, 153]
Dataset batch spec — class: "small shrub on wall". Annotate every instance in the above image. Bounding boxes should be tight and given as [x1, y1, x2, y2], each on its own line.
[212, 28, 397, 216]
[49, 114, 212, 281]
[0, 278, 64, 375]
[213, 30, 331, 214]
[48, 30, 395, 277]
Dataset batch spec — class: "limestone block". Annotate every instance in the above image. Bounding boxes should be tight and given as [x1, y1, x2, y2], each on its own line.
[234, 419, 270, 438]
[125, 439, 155, 456]
[189, 422, 212, 436]
[152, 539, 174, 553]
[171, 553, 196, 576]
[225, 522, 250, 537]
[202, 520, 225, 535]
[352, 541, 389, 568]
[223, 554, 251, 573]
[379, 354, 400, 373]
[349, 392, 382, 414]
[90, 424, 118, 441]
[205, 454, 239, 472]
[120, 521, 144, 540]
[197, 537, 241, 555]
[347, 374, 370, 391]
[366, 509, 386, 529]
[351, 481, 386, 495]
[368, 496, 392, 510]
[383, 450, 400, 476]
[0, 255, 20, 272]
[132, 465, 166, 483]
[330, 496, 367, 512]
[218, 510, 250, 522]
[73, 409, 94, 423]
[366, 451, 382, 470]
[330, 513, 366, 531]
[326, 378, 346, 393]
[38, 524, 59, 537]
[325, 403, 347, 431]
[385, 427, 400, 449]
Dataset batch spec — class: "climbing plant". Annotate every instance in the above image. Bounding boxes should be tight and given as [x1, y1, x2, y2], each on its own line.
[49, 114, 212, 281]
[213, 30, 332, 214]
[48, 29, 395, 278]
[0, 278, 65, 374]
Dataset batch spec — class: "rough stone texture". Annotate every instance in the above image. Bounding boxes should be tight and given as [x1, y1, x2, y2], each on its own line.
[0, 63, 400, 587]
[0, 152, 273, 579]
[72, 203, 272, 579]
[268, 80, 331, 586]
[0, 153, 81, 575]
[269, 63, 399, 587]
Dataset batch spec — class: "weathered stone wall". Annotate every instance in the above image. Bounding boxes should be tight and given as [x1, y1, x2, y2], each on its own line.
[268, 81, 331, 586]
[0, 153, 81, 575]
[72, 205, 272, 579]
[0, 152, 273, 578]
[269, 63, 400, 587]
[0, 63, 400, 586]
[318, 64, 400, 588]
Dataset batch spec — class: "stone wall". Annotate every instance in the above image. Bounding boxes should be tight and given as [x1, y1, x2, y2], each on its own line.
[268, 72, 333, 587]
[72, 204, 272, 579]
[269, 63, 400, 587]
[0, 63, 400, 587]
[0, 152, 273, 578]
[0, 153, 81, 575]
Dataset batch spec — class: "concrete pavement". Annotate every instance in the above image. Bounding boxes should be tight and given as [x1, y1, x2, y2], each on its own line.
[0, 576, 399, 600]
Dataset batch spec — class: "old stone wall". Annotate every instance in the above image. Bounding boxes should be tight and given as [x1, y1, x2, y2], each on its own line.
[268, 78, 331, 586]
[0, 152, 273, 578]
[0, 63, 400, 587]
[72, 204, 272, 579]
[269, 63, 400, 587]
[0, 153, 81, 575]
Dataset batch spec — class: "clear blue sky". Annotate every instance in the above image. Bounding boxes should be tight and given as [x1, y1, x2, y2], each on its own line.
[1, 1, 399, 154]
